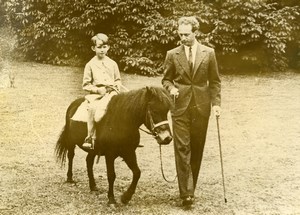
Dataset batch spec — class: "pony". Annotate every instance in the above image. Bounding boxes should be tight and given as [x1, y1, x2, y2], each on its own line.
[55, 86, 173, 205]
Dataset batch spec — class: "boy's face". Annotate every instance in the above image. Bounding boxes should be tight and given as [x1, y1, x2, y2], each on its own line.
[92, 40, 110, 59]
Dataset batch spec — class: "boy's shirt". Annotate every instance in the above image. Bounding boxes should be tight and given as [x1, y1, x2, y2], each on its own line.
[83, 56, 121, 93]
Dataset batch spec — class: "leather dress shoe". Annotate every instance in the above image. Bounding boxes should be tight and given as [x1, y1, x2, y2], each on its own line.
[182, 196, 194, 207]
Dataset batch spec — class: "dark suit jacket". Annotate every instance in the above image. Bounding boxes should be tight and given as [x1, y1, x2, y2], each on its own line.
[162, 43, 221, 117]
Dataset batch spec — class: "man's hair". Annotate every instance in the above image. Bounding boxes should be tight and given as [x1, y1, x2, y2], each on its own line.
[91, 33, 109, 46]
[178, 16, 199, 32]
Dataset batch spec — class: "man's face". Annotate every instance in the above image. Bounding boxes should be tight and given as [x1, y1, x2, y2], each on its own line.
[92, 40, 110, 59]
[178, 24, 196, 47]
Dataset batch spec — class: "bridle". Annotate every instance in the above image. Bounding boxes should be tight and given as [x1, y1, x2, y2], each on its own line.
[145, 105, 177, 183]
[138, 103, 177, 183]
[144, 105, 169, 139]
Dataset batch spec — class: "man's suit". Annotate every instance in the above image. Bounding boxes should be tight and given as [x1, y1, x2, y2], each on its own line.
[162, 42, 221, 199]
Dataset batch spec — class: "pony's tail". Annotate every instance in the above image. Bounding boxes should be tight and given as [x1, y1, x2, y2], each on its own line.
[55, 125, 68, 167]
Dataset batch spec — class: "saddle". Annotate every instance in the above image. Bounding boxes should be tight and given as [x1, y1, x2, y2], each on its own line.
[71, 100, 89, 122]
[71, 92, 116, 123]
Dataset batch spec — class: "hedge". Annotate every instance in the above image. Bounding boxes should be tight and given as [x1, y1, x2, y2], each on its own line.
[3, 0, 300, 75]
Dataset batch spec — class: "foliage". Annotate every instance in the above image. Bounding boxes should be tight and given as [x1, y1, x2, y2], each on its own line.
[0, 0, 7, 27]
[174, 0, 300, 73]
[3, 0, 300, 75]
[4, 0, 175, 75]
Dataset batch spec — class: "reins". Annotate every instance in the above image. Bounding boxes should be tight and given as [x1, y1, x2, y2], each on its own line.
[116, 85, 177, 183]
[138, 127, 152, 135]
[138, 126, 177, 183]
[159, 145, 177, 183]
[143, 107, 177, 183]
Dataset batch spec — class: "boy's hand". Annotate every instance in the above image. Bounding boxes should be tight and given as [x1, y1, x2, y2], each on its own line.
[105, 85, 114, 93]
[96, 87, 106, 95]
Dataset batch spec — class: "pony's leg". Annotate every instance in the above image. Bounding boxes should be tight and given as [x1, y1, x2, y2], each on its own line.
[121, 152, 141, 204]
[105, 155, 117, 205]
[86, 152, 98, 191]
[67, 146, 75, 183]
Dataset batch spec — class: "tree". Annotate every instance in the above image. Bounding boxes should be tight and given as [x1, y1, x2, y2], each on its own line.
[5, 0, 175, 75]
[4, 0, 300, 74]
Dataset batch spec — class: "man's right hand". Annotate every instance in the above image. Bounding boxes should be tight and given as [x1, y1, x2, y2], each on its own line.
[170, 87, 179, 98]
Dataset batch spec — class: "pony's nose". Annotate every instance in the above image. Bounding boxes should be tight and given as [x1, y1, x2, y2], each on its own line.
[162, 136, 172, 145]
[156, 132, 172, 145]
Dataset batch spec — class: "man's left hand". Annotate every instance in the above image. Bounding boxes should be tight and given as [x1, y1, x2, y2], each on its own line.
[212, 105, 221, 117]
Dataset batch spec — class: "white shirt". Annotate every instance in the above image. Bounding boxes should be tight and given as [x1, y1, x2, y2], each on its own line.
[184, 42, 198, 65]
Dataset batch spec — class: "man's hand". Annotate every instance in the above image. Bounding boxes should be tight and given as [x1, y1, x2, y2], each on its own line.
[212, 105, 221, 117]
[170, 87, 179, 98]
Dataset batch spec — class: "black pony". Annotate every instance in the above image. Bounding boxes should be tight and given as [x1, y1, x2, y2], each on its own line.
[55, 86, 173, 205]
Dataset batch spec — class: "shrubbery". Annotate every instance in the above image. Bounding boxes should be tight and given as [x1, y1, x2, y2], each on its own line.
[3, 0, 300, 75]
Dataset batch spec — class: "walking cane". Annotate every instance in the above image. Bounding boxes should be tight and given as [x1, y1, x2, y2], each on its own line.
[216, 115, 227, 203]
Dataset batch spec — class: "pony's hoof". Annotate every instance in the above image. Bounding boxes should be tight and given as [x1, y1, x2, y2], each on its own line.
[121, 193, 131, 204]
[90, 186, 99, 192]
[107, 198, 117, 208]
[66, 179, 76, 184]
[108, 203, 117, 209]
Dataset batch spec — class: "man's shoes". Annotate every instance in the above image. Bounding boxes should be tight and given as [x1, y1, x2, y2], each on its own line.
[182, 196, 194, 207]
[82, 137, 95, 150]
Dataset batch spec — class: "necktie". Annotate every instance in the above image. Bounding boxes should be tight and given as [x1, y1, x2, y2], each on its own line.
[188, 47, 193, 74]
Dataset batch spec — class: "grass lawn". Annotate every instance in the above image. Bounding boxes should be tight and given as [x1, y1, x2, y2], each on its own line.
[0, 60, 300, 215]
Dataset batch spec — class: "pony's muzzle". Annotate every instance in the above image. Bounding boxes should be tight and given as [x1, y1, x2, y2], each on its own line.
[155, 130, 172, 145]
[152, 120, 172, 145]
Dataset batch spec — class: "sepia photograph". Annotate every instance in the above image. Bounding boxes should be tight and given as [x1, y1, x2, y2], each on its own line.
[1, 0, 300, 214]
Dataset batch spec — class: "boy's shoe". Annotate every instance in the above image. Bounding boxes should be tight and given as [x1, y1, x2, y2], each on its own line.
[82, 137, 94, 150]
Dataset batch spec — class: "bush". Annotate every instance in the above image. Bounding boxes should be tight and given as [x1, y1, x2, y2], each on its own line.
[0, 0, 7, 27]
[4, 0, 300, 75]
[202, 0, 299, 73]
[5, 0, 175, 75]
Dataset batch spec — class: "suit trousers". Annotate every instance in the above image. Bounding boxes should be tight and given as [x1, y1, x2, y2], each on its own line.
[172, 104, 209, 199]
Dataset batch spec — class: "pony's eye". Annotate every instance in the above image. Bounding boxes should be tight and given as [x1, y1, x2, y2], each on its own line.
[152, 110, 160, 115]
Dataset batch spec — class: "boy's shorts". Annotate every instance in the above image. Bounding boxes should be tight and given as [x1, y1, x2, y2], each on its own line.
[85, 92, 118, 122]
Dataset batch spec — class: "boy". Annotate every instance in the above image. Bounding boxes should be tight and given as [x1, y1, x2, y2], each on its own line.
[82, 33, 121, 149]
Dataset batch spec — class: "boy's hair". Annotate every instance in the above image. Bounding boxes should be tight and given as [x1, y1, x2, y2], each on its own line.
[91, 33, 109, 46]
[178, 16, 199, 32]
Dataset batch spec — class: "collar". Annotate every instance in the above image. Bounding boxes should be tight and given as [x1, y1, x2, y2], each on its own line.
[183, 41, 199, 63]
[184, 41, 198, 53]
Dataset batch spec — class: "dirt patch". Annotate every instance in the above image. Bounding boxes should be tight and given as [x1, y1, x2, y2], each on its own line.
[0, 61, 300, 214]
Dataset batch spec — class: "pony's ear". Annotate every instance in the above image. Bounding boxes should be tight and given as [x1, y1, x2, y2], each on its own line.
[145, 86, 154, 99]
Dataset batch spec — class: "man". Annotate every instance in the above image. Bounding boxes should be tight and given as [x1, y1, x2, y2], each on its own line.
[162, 16, 221, 207]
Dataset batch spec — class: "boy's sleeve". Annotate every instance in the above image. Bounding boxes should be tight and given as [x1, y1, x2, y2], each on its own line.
[113, 62, 121, 89]
[82, 63, 98, 93]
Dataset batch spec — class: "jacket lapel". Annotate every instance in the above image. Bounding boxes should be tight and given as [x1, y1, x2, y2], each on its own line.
[192, 44, 206, 78]
[175, 45, 192, 79]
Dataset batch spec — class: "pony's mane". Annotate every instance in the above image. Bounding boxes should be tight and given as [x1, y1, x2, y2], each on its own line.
[107, 88, 146, 114]
[103, 87, 172, 125]
[149, 86, 172, 108]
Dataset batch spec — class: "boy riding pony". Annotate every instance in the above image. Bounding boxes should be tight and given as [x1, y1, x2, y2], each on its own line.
[82, 33, 121, 150]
